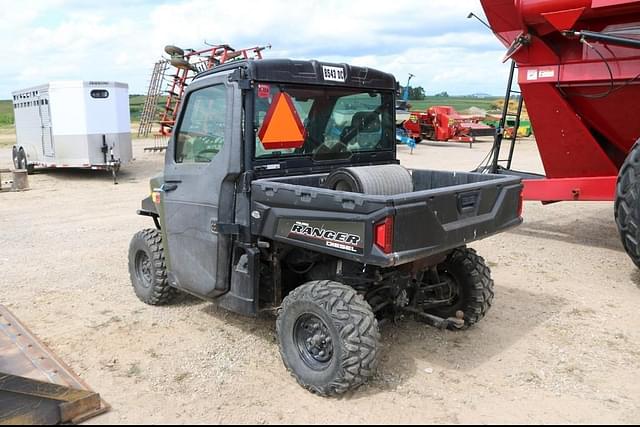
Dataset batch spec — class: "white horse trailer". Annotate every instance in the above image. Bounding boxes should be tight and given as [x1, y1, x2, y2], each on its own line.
[11, 81, 132, 181]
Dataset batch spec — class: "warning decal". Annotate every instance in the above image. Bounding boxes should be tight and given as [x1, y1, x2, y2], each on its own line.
[257, 92, 306, 150]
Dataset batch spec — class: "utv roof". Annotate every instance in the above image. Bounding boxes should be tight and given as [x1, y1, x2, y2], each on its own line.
[194, 59, 396, 91]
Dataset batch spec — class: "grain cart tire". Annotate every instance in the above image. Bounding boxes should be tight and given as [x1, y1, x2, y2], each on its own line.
[615, 139, 640, 268]
[164, 45, 184, 57]
[276, 280, 381, 396]
[325, 164, 413, 195]
[12, 146, 19, 170]
[128, 229, 177, 306]
[426, 247, 494, 330]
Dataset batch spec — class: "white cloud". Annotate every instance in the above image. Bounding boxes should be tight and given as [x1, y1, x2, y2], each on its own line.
[0, 0, 511, 98]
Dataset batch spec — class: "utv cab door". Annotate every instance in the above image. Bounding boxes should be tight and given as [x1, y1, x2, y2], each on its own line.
[161, 75, 242, 299]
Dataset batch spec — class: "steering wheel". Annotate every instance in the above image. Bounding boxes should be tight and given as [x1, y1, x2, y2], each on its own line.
[330, 141, 349, 153]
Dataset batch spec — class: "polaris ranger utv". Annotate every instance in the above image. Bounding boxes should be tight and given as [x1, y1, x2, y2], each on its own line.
[128, 59, 523, 396]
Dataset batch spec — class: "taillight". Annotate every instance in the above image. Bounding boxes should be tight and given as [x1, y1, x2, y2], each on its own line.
[374, 216, 394, 254]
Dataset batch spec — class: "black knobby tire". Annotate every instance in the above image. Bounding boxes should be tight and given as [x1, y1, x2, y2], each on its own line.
[615, 139, 640, 267]
[276, 280, 381, 396]
[325, 164, 413, 195]
[128, 229, 177, 306]
[429, 247, 494, 329]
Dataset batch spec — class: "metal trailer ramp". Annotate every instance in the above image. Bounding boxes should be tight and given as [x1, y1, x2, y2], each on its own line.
[0, 305, 109, 425]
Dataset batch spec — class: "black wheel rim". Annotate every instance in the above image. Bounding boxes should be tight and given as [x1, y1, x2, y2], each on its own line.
[135, 251, 153, 289]
[294, 314, 334, 371]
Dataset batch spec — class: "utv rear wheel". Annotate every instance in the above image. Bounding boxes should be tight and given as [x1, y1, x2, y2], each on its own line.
[427, 247, 494, 329]
[615, 140, 640, 267]
[276, 280, 380, 396]
[128, 229, 177, 306]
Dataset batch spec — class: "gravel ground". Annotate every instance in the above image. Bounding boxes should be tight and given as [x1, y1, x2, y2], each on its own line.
[0, 137, 639, 424]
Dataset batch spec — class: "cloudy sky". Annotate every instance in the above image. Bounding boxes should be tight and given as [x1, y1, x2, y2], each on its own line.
[1, 0, 510, 99]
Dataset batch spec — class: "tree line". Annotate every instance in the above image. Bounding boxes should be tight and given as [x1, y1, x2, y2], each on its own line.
[400, 86, 449, 100]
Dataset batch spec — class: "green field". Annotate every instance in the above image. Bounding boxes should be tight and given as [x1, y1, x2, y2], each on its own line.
[0, 99, 14, 127]
[0, 95, 502, 133]
[0, 95, 155, 129]
[409, 96, 501, 113]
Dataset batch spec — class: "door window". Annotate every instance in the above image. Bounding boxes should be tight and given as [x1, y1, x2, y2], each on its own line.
[176, 85, 227, 164]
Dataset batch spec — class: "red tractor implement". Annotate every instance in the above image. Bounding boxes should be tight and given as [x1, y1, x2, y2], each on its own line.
[404, 106, 496, 147]
[480, 0, 640, 267]
[138, 43, 270, 145]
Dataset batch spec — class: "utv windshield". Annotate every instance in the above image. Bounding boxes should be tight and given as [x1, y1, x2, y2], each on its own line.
[254, 84, 395, 161]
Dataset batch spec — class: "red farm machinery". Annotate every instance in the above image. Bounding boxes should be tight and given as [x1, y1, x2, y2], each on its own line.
[137, 43, 270, 148]
[479, 0, 640, 267]
[403, 106, 496, 147]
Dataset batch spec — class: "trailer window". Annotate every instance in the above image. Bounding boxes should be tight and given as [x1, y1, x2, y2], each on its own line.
[175, 84, 227, 164]
[91, 90, 109, 99]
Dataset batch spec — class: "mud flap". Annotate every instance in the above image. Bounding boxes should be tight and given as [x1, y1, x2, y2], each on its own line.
[217, 245, 260, 316]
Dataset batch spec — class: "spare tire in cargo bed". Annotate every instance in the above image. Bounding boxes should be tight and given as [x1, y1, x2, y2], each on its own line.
[325, 165, 413, 195]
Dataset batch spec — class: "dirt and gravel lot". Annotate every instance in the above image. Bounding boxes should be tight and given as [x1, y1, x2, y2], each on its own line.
[1, 137, 639, 424]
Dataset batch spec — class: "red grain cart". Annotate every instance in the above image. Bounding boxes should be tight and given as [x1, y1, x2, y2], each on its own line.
[481, 0, 640, 267]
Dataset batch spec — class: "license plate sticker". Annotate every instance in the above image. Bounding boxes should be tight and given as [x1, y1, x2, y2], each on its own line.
[322, 66, 346, 82]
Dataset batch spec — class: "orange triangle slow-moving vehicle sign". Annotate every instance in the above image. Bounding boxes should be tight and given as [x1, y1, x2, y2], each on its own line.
[258, 92, 306, 150]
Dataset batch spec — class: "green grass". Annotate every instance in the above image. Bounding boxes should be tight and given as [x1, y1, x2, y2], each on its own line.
[129, 94, 168, 122]
[0, 100, 14, 127]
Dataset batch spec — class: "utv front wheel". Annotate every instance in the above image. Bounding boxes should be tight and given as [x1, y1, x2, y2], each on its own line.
[427, 247, 494, 329]
[276, 280, 380, 396]
[128, 229, 177, 305]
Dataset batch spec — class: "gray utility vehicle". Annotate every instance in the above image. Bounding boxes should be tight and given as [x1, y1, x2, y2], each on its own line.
[128, 59, 523, 396]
